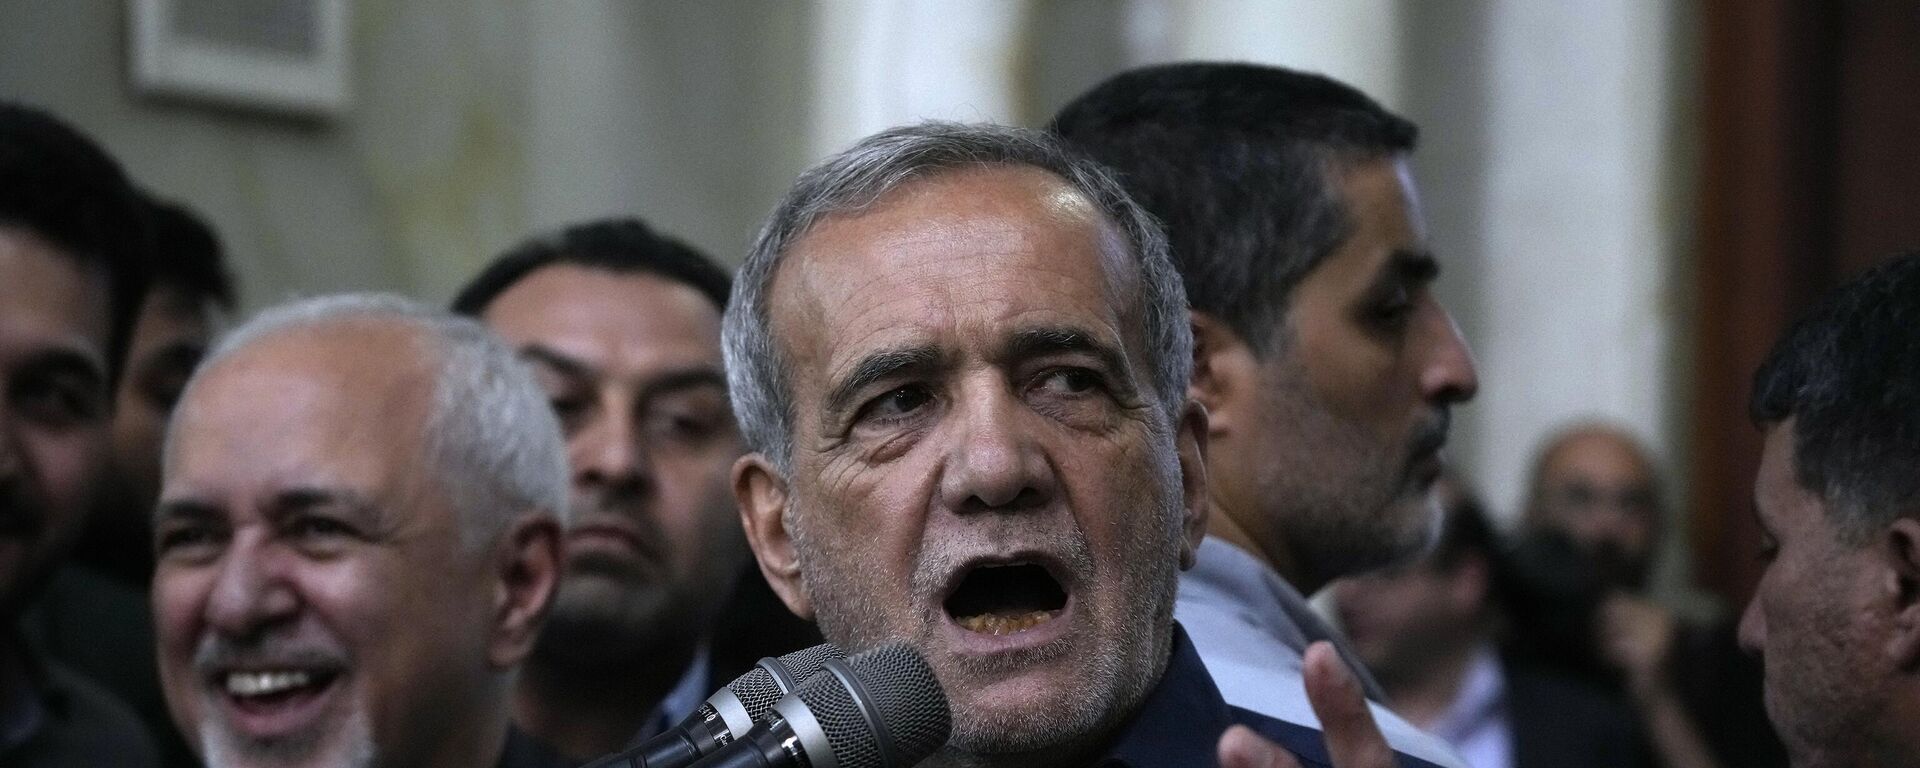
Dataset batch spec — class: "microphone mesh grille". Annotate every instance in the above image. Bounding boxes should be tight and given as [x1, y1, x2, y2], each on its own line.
[730, 667, 784, 721]
[796, 643, 950, 768]
[850, 644, 950, 764]
[731, 644, 846, 720]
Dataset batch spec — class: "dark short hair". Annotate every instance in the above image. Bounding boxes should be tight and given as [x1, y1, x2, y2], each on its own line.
[1050, 62, 1418, 354]
[1750, 251, 1920, 544]
[451, 217, 730, 317]
[142, 193, 237, 311]
[0, 102, 150, 381]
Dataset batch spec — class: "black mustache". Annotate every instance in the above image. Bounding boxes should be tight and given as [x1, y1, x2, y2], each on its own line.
[1410, 409, 1451, 459]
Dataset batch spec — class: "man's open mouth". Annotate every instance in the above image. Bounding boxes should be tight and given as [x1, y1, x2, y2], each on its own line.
[216, 667, 341, 714]
[942, 561, 1069, 636]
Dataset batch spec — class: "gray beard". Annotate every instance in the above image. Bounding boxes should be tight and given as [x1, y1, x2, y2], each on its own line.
[200, 705, 376, 768]
[787, 475, 1184, 764]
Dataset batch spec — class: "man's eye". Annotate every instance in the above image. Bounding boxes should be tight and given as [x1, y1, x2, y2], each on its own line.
[860, 386, 933, 423]
[1036, 368, 1103, 395]
[1756, 533, 1779, 563]
[289, 516, 355, 540]
[13, 374, 105, 426]
[155, 525, 223, 558]
[1365, 285, 1416, 328]
[548, 396, 591, 430]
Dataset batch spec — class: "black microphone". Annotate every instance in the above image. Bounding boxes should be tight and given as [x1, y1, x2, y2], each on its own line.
[686, 642, 950, 768]
[583, 644, 847, 768]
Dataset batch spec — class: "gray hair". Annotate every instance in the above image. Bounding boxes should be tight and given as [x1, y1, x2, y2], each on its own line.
[178, 293, 569, 546]
[722, 121, 1192, 472]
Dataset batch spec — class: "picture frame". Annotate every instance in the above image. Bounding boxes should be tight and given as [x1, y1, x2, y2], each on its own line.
[128, 0, 352, 116]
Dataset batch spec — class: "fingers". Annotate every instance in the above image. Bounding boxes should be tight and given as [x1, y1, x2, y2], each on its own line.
[1218, 724, 1304, 768]
[1302, 641, 1396, 768]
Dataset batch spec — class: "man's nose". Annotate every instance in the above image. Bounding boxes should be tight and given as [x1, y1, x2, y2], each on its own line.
[1420, 303, 1480, 405]
[939, 385, 1054, 513]
[574, 409, 653, 495]
[205, 535, 300, 637]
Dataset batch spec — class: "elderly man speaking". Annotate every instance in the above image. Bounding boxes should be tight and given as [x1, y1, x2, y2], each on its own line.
[151, 295, 571, 768]
[725, 122, 1446, 768]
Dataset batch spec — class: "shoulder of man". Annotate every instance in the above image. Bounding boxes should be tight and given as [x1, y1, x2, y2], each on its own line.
[4, 658, 159, 768]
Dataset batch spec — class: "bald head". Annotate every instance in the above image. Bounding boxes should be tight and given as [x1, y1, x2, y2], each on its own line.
[1524, 423, 1662, 589]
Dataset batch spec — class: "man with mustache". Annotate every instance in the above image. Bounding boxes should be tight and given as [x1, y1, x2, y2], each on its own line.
[0, 102, 157, 768]
[453, 218, 818, 762]
[1738, 251, 1920, 768]
[728, 121, 1446, 766]
[152, 294, 570, 768]
[1052, 63, 1479, 766]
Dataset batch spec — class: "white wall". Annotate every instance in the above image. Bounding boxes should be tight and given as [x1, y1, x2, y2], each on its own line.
[0, 0, 533, 309]
[1, 2, 1695, 551]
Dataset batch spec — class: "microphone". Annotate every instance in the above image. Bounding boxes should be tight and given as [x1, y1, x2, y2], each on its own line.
[583, 644, 847, 768]
[687, 642, 950, 768]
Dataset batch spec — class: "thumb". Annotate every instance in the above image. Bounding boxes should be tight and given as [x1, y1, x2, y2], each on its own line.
[1302, 641, 1395, 768]
[1219, 724, 1304, 768]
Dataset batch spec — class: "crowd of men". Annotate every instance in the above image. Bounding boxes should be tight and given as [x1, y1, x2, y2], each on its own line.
[1, 60, 1916, 768]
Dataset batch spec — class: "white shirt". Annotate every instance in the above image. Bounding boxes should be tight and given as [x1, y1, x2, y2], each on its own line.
[1176, 536, 1470, 768]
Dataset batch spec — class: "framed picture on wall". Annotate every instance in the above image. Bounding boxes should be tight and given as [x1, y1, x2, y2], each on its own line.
[128, 0, 351, 116]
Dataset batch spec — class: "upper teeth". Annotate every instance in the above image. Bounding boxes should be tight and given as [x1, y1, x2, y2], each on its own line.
[225, 671, 312, 697]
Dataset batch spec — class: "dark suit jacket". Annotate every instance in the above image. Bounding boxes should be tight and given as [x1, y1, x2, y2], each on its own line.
[1507, 661, 1653, 768]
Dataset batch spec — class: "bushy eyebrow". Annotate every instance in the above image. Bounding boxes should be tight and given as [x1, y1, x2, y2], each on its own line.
[1000, 326, 1130, 381]
[1387, 249, 1441, 284]
[824, 345, 946, 417]
[518, 344, 595, 379]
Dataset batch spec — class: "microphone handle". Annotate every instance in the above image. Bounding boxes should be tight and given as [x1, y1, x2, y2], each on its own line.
[578, 729, 705, 768]
[687, 723, 807, 768]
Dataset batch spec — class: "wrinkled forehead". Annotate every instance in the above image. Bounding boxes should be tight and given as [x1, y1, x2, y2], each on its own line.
[767, 166, 1148, 392]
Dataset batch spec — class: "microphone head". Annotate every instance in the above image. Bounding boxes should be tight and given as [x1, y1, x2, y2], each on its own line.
[788, 642, 950, 768]
[708, 643, 846, 738]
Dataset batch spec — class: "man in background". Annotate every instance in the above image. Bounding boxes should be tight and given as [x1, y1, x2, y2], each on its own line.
[27, 192, 235, 768]
[1053, 62, 1477, 767]
[1740, 251, 1920, 768]
[0, 102, 157, 767]
[1337, 474, 1649, 768]
[453, 218, 818, 762]
[1522, 423, 1783, 768]
[154, 294, 570, 768]
[728, 121, 1450, 767]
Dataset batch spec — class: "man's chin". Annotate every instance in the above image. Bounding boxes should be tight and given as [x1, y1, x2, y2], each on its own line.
[935, 647, 1123, 756]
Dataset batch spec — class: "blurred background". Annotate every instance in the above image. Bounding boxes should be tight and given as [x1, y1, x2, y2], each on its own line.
[3, 0, 1916, 612]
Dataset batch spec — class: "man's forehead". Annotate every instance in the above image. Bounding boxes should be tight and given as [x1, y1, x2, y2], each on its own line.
[769, 166, 1140, 376]
[489, 266, 725, 385]
[0, 226, 113, 366]
[169, 325, 435, 488]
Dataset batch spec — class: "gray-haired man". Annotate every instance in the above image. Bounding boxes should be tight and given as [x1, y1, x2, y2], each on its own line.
[726, 121, 1445, 767]
[151, 294, 571, 768]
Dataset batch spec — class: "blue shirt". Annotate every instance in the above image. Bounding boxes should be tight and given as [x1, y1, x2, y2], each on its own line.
[1097, 625, 1448, 768]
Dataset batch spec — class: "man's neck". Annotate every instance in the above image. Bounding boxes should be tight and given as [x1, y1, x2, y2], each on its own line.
[512, 640, 700, 761]
[1206, 503, 1314, 592]
[1377, 639, 1481, 730]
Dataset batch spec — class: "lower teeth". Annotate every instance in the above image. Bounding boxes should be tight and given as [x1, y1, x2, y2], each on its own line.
[957, 610, 1054, 635]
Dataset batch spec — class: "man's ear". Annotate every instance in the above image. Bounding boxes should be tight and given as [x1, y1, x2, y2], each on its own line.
[735, 453, 813, 620]
[489, 512, 563, 668]
[1189, 311, 1256, 442]
[1176, 398, 1211, 570]
[1883, 516, 1920, 669]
